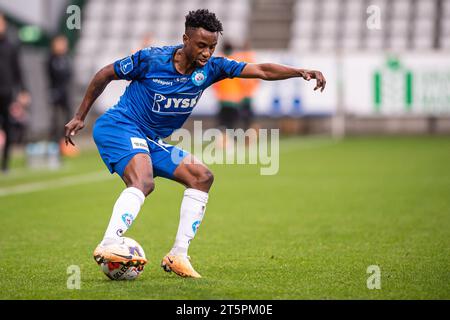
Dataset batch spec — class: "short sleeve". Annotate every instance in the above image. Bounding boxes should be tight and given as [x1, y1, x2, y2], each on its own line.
[113, 49, 151, 81]
[211, 57, 247, 83]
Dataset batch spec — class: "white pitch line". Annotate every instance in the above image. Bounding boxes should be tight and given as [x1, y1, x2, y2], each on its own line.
[0, 170, 114, 197]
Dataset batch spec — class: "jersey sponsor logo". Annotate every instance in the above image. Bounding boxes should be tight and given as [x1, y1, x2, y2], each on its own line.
[191, 69, 207, 86]
[120, 56, 133, 75]
[152, 78, 173, 86]
[130, 137, 149, 151]
[152, 91, 203, 114]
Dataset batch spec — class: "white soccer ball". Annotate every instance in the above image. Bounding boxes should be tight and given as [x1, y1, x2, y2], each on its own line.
[100, 237, 146, 280]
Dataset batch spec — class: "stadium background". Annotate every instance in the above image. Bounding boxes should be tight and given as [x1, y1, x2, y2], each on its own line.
[0, 0, 449, 300]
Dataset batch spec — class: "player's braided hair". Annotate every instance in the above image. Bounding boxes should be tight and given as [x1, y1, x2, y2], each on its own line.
[185, 9, 223, 34]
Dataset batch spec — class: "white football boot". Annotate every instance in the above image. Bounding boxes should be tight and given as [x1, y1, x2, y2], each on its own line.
[93, 238, 147, 266]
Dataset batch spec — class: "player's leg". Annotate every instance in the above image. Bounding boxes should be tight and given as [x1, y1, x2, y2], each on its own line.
[240, 97, 254, 131]
[162, 155, 212, 278]
[170, 154, 213, 253]
[94, 153, 153, 266]
[102, 153, 154, 240]
[0, 92, 12, 172]
[92, 115, 154, 266]
[220, 104, 239, 149]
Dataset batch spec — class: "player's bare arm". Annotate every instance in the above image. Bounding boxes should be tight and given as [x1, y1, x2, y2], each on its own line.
[64, 63, 118, 146]
[239, 63, 326, 92]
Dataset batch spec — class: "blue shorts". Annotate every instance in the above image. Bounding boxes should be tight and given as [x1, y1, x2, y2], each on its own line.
[93, 114, 189, 179]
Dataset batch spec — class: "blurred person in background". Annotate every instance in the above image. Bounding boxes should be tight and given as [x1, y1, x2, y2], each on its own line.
[47, 35, 73, 152]
[0, 13, 27, 173]
[133, 32, 154, 53]
[9, 91, 31, 145]
[235, 40, 259, 132]
[212, 40, 243, 148]
[140, 32, 154, 49]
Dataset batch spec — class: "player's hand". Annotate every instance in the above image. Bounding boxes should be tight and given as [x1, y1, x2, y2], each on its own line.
[300, 70, 326, 92]
[64, 117, 85, 146]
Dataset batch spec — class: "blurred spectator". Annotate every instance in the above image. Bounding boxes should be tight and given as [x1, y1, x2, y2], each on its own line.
[213, 41, 242, 129]
[9, 91, 31, 145]
[133, 32, 154, 53]
[47, 35, 72, 146]
[140, 32, 154, 49]
[212, 41, 243, 149]
[0, 13, 27, 173]
[234, 41, 260, 131]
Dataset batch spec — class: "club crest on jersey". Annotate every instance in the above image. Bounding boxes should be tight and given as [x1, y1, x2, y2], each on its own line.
[152, 91, 203, 114]
[191, 69, 207, 86]
[119, 56, 133, 75]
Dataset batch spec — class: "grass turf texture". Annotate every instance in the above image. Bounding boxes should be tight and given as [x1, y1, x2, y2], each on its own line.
[0, 136, 449, 299]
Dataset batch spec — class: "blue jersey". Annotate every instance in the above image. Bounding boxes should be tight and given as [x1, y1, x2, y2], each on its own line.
[106, 45, 247, 139]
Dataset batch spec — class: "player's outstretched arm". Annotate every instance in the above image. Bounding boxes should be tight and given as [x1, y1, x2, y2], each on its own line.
[65, 64, 119, 146]
[239, 63, 326, 92]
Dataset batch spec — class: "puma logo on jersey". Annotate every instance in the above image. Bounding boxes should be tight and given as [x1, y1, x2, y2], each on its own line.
[152, 91, 202, 114]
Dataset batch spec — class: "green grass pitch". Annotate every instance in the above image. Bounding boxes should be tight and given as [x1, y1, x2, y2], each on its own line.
[0, 136, 449, 299]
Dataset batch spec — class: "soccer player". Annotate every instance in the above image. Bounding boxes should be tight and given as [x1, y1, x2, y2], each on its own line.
[65, 9, 326, 278]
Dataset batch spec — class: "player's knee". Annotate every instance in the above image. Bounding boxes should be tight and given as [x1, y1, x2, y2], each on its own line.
[196, 169, 214, 190]
[141, 180, 155, 197]
[126, 175, 155, 197]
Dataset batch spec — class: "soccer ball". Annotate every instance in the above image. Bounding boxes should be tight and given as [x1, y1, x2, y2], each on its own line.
[100, 237, 146, 280]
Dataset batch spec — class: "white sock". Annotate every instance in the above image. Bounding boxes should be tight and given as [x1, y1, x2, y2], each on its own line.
[102, 187, 145, 243]
[170, 188, 209, 257]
